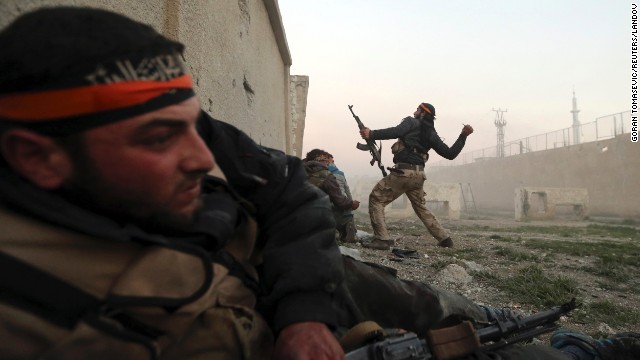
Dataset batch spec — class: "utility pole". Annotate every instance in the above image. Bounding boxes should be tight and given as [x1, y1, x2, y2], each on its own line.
[493, 108, 507, 157]
[570, 90, 581, 145]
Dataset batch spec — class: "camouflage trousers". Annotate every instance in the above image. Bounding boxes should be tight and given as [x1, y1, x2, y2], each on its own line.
[368, 169, 449, 243]
[335, 256, 568, 360]
[335, 215, 357, 243]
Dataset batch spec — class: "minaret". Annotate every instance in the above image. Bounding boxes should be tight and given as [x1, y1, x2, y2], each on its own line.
[571, 91, 581, 145]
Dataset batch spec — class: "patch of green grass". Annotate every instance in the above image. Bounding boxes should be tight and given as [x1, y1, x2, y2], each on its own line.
[430, 260, 450, 271]
[584, 224, 640, 239]
[470, 224, 640, 241]
[488, 225, 577, 236]
[450, 247, 477, 261]
[593, 279, 638, 293]
[594, 279, 620, 292]
[522, 238, 640, 269]
[454, 248, 477, 254]
[584, 260, 630, 284]
[572, 300, 640, 327]
[471, 270, 499, 282]
[494, 247, 540, 262]
[495, 265, 579, 308]
[465, 233, 485, 239]
[454, 225, 492, 231]
[492, 236, 520, 243]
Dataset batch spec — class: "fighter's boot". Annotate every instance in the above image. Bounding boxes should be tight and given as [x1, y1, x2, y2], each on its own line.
[437, 237, 454, 248]
[551, 328, 640, 360]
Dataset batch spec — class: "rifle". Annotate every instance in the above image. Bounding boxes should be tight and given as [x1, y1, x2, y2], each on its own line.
[348, 105, 387, 177]
[346, 298, 577, 360]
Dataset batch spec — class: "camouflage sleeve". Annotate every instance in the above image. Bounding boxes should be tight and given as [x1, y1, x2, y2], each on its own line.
[322, 174, 353, 210]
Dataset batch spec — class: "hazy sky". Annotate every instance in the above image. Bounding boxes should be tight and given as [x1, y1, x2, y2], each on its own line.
[279, 0, 629, 176]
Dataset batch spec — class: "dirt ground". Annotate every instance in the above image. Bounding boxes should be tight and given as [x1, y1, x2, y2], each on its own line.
[347, 210, 640, 340]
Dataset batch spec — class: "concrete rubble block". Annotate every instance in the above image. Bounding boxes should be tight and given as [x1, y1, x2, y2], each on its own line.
[515, 187, 589, 221]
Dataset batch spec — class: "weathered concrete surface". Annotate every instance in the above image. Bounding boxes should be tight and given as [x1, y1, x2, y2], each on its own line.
[427, 135, 640, 218]
[289, 75, 309, 157]
[423, 182, 461, 220]
[0, 0, 305, 154]
[515, 187, 589, 221]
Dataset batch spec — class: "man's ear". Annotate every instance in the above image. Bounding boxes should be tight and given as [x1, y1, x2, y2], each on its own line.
[0, 129, 73, 189]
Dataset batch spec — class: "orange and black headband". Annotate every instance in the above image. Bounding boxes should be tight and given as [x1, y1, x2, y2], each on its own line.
[0, 75, 192, 121]
[419, 103, 432, 115]
[0, 53, 195, 136]
[0, 76, 194, 136]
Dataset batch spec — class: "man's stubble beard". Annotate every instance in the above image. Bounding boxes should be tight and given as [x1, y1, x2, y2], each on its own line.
[58, 139, 200, 232]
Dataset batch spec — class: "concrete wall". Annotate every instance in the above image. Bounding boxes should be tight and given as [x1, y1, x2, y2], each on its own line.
[0, 0, 304, 154]
[426, 135, 640, 218]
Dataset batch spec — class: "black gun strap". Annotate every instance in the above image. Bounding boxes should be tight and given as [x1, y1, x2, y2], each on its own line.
[0, 250, 101, 329]
[211, 249, 260, 294]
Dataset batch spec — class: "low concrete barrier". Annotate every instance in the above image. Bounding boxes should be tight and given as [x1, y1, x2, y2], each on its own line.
[515, 187, 589, 221]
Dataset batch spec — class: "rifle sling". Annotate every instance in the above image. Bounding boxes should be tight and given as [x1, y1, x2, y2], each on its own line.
[0, 250, 101, 329]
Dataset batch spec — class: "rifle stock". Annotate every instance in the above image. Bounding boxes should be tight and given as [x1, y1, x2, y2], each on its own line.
[348, 105, 387, 177]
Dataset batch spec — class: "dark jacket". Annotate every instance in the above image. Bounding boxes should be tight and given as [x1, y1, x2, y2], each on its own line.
[196, 112, 345, 330]
[371, 116, 468, 166]
[303, 160, 353, 211]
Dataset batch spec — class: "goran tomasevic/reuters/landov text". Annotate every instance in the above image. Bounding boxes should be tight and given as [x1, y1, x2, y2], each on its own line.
[632, 3, 638, 142]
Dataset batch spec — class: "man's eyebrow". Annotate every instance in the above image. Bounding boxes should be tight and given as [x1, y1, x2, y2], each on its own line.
[133, 118, 189, 133]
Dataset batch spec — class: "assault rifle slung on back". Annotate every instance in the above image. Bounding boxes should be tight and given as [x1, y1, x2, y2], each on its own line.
[348, 105, 387, 177]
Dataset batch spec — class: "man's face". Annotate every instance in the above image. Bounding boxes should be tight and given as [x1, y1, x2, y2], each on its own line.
[63, 97, 214, 228]
[318, 155, 331, 165]
[414, 107, 425, 118]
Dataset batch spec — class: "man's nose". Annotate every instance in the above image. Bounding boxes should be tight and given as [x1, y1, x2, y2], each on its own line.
[180, 128, 215, 173]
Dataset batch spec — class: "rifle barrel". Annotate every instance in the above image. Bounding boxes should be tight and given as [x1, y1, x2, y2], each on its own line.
[477, 298, 576, 343]
[348, 104, 387, 177]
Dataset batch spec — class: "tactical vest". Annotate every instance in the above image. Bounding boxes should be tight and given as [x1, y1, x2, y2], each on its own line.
[394, 117, 431, 164]
[0, 167, 273, 359]
[399, 117, 429, 155]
